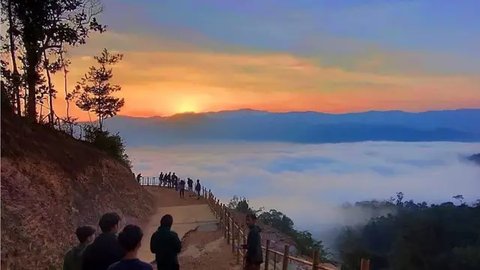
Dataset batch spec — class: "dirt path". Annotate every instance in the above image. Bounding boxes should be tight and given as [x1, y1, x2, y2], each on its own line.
[179, 226, 241, 270]
[137, 187, 217, 263]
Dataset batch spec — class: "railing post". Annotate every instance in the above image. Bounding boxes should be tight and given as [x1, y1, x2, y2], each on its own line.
[227, 212, 231, 244]
[264, 240, 270, 270]
[360, 258, 370, 270]
[273, 252, 277, 270]
[223, 206, 228, 239]
[282, 245, 289, 270]
[236, 225, 240, 264]
[312, 249, 319, 270]
[243, 231, 247, 269]
[231, 220, 236, 253]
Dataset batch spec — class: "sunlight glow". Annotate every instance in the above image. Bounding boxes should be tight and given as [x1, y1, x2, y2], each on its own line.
[176, 99, 199, 113]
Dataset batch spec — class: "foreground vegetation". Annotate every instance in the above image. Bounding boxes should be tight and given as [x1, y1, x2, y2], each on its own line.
[337, 193, 480, 270]
[1, 0, 130, 167]
[228, 196, 330, 261]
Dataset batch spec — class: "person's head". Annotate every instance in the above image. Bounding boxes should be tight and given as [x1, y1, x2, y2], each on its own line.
[118, 225, 143, 254]
[245, 213, 257, 227]
[160, 214, 173, 228]
[75, 226, 96, 244]
[197, 179, 199, 183]
[99, 212, 121, 233]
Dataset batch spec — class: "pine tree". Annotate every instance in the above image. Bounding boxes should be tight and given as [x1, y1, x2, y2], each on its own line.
[76, 48, 124, 130]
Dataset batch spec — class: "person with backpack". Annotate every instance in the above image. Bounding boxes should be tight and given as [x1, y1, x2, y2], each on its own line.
[241, 214, 263, 270]
[63, 226, 96, 270]
[195, 180, 201, 199]
[82, 212, 124, 270]
[150, 214, 181, 270]
[107, 225, 152, 270]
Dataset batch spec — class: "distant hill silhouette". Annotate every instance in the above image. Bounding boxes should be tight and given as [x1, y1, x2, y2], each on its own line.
[103, 109, 480, 145]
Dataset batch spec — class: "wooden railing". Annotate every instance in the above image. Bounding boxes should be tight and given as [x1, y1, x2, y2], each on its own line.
[139, 178, 370, 270]
[201, 187, 346, 270]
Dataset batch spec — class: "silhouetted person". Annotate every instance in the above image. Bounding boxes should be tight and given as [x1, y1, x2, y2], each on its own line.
[195, 180, 201, 199]
[82, 212, 125, 270]
[150, 214, 181, 270]
[63, 226, 96, 270]
[136, 173, 142, 184]
[172, 173, 178, 191]
[187, 178, 193, 192]
[167, 172, 172, 188]
[242, 214, 263, 270]
[179, 180, 186, 198]
[107, 225, 152, 270]
[159, 173, 164, 186]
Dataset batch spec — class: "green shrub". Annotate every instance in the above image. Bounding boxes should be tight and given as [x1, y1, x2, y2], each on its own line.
[82, 124, 131, 168]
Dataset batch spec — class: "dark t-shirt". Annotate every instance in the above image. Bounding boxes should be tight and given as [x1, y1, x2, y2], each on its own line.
[82, 232, 125, 270]
[107, 259, 153, 270]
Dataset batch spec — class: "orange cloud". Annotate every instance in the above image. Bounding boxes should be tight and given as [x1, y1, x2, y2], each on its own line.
[51, 32, 480, 120]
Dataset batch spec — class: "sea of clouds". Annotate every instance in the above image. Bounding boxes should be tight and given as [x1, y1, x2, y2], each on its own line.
[128, 142, 480, 245]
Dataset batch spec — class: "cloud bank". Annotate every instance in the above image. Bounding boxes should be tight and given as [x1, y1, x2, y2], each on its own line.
[128, 142, 480, 238]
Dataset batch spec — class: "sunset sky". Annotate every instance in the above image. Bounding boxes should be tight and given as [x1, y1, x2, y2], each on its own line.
[53, 0, 480, 119]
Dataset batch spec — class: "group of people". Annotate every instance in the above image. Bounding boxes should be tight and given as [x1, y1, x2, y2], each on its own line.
[136, 172, 203, 199]
[63, 212, 264, 270]
[63, 213, 182, 270]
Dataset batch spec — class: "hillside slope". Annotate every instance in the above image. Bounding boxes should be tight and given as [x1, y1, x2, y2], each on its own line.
[1, 113, 154, 269]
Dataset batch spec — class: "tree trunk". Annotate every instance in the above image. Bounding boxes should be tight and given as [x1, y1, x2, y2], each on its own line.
[60, 50, 69, 119]
[98, 115, 103, 131]
[25, 49, 39, 122]
[26, 68, 37, 121]
[42, 49, 54, 125]
[7, 0, 21, 116]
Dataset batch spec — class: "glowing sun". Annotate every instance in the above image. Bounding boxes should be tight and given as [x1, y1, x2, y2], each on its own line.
[176, 99, 199, 114]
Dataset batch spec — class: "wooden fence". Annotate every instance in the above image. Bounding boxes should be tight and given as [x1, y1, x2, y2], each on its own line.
[139, 178, 370, 270]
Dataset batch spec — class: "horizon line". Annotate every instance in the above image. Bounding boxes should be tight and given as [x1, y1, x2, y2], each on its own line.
[115, 107, 480, 119]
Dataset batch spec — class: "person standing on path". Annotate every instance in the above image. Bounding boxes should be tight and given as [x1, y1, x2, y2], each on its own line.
[136, 173, 142, 184]
[194, 180, 201, 199]
[159, 172, 164, 186]
[241, 214, 263, 270]
[150, 214, 181, 270]
[107, 225, 152, 270]
[82, 212, 125, 270]
[179, 179, 186, 198]
[187, 178, 193, 192]
[63, 226, 96, 270]
[172, 173, 178, 191]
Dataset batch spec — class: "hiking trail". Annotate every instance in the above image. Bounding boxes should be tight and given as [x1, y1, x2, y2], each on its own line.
[137, 187, 239, 269]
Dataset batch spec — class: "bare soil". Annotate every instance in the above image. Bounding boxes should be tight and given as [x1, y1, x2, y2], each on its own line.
[179, 228, 241, 270]
[1, 113, 154, 270]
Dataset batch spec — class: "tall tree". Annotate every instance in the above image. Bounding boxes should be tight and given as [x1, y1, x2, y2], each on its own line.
[75, 48, 124, 130]
[6, 0, 104, 122]
[3, 0, 22, 115]
[59, 48, 78, 135]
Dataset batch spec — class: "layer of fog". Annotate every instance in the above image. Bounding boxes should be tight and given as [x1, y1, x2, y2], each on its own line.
[128, 142, 480, 247]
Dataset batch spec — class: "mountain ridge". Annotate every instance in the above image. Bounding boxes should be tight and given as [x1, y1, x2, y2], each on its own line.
[100, 108, 480, 146]
[116, 108, 480, 120]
